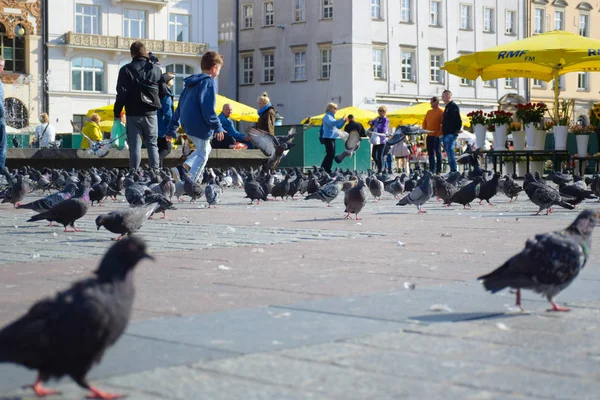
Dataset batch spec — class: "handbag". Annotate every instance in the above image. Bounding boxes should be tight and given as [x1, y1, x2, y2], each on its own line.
[32, 123, 49, 148]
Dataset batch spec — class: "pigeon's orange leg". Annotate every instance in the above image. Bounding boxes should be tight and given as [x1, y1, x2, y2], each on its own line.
[548, 300, 570, 312]
[85, 386, 125, 400]
[515, 288, 524, 312]
[24, 376, 61, 397]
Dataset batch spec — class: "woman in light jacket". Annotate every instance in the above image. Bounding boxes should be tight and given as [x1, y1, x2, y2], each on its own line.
[34, 113, 56, 147]
[320, 102, 347, 173]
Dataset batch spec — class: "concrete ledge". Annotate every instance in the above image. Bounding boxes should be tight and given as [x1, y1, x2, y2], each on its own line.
[6, 148, 267, 169]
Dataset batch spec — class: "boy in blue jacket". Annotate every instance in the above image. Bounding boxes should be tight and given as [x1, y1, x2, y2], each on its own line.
[166, 51, 225, 182]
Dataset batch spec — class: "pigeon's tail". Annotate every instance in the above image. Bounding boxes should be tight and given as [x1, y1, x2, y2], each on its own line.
[304, 191, 324, 201]
[557, 200, 576, 210]
[27, 211, 51, 222]
[334, 150, 351, 164]
[477, 265, 511, 294]
[17, 201, 38, 211]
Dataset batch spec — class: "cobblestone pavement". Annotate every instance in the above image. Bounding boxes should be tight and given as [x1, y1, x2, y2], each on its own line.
[1, 184, 600, 399]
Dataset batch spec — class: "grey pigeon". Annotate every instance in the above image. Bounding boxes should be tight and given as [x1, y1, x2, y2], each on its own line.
[478, 210, 598, 312]
[205, 180, 223, 208]
[334, 129, 362, 163]
[304, 178, 342, 206]
[124, 182, 150, 206]
[0, 237, 152, 398]
[18, 183, 78, 212]
[143, 192, 176, 218]
[27, 197, 89, 232]
[344, 179, 367, 219]
[558, 183, 597, 207]
[384, 175, 405, 199]
[501, 175, 523, 202]
[247, 126, 297, 170]
[433, 175, 458, 204]
[546, 170, 572, 185]
[367, 175, 384, 202]
[182, 173, 204, 203]
[524, 173, 575, 215]
[1, 174, 28, 207]
[96, 203, 159, 240]
[396, 171, 433, 213]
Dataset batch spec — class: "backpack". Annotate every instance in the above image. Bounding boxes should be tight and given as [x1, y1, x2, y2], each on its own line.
[127, 63, 161, 111]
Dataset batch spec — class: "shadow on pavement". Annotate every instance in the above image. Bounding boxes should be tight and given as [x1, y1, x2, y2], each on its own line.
[408, 311, 529, 323]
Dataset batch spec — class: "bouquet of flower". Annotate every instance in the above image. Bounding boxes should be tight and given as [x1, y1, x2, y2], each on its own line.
[544, 120, 555, 131]
[487, 110, 513, 126]
[509, 121, 522, 133]
[515, 102, 548, 125]
[466, 110, 488, 126]
[550, 99, 574, 126]
[569, 124, 596, 135]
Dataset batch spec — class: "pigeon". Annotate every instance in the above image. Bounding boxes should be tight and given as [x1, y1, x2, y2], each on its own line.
[445, 177, 483, 209]
[501, 175, 523, 202]
[344, 178, 367, 220]
[546, 170, 573, 185]
[384, 175, 405, 198]
[477, 172, 501, 206]
[124, 182, 150, 206]
[334, 129, 362, 163]
[181, 173, 204, 203]
[433, 175, 458, 204]
[558, 183, 597, 207]
[270, 174, 291, 201]
[396, 171, 433, 213]
[244, 173, 268, 204]
[383, 125, 429, 155]
[204, 180, 223, 208]
[247, 126, 297, 170]
[367, 175, 384, 202]
[27, 197, 89, 232]
[152, 176, 176, 201]
[89, 182, 108, 206]
[143, 192, 176, 218]
[524, 173, 575, 215]
[96, 203, 159, 240]
[1, 174, 28, 207]
[478, 210, 598, 312]
[304, 177, 342, 207]
[18, 183, 78, 212]
[573, 174, 587, 191]
[0, 236, 152, 399]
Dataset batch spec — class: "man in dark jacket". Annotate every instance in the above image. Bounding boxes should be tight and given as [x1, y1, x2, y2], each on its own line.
[441, 90, 462, 173]
[344, 114, 367, 137]
[114, 41, 162, 170]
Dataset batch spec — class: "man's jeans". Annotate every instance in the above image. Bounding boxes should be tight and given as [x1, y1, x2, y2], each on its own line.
[426, 135, 442, 173]
[0, 121, 6, 170]
[442, 134, 458, 172]
[184, 135, 212, 183]
[127, 114, 159, 170]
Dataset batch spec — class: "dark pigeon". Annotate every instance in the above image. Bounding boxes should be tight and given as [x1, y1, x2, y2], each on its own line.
[445, 177, 483, 209]
[558, 182, 597, 207]
[1, 174, 28, 207]
[478, 210, 598, 312]
[501, 174, 523, 202]
[182, 173, 204, 203]
[477, 172, 501, 205]
[96, 203, 159, 240]
[247, 126, 297, 170]
[433, 175, 458, 204]
[546, 170, 572, 185]
[143, 192, 176, 218]
[27, 197, 89, 232]
[270, 174, 291, 201]
[0, 236, 152, 399]
[89, 182, 108, 206]
[524, 173, 575, 215]
[344, 178, 367, 220]
[244, 173, 268, 204]
[18, 183, 78, 212]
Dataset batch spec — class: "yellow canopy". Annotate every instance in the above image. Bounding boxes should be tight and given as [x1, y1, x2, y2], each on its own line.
[86, 94, 259, 123]
[442, 30, 600, 122]
[387, 103, 471, 128]
[302, 106, 378, 129]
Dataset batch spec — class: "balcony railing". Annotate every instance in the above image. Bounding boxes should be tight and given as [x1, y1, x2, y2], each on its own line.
[111, 0, 168, 7]
[64, 32, 207, 56]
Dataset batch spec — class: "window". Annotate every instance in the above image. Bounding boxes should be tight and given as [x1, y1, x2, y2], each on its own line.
[323, 0, 333, 19]
[169, 14, 190, 42]
[460, 77, 474, 86]
[124, 9, 145, 38]
[577, 72, 589, 90]
[262, 53, 275, 83]
[401, 0, 411, 22]
[429, 53, 443, 83]
[483, 7, 494, 32]
[460, 4, 472, 30]
[534, 8, 544, 34]
[71, 57, 104, 92]
[484, 80, 496, 88]
[373, 47, 386, 79]
[579, 14, 589, 36]
[72, 115, 86, 134]
[293, 51, 306, 81]
[505, 10, 515, 34]
[4, 98, 28, 129]
[75, 4, 100, 34]
[264, 2, 274, 26]
[294, 0, 305, 22]
[0, 23, 26, 73]
[165, 64, 194, 95]
[430, 0, 441, 26]
[504, 77, 516, 88]
[371, 0, 381, 19]
[242, 4, 253, 28]
[554, 10, 564, 30]
[551, 76, 565, 90]
[240, 54, 254, 84]
[532, 79, 544, 88]
[401, 50, 415, 81]
[319, 46, 332, 79]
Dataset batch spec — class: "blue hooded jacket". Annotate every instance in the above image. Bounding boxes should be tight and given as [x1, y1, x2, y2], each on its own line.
[167, 73, 223, 140]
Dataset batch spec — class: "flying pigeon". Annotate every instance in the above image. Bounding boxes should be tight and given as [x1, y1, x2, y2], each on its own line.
[334, 129, 362, 163]
[247, 126, 297, 170]
[478, 210, 598, 312]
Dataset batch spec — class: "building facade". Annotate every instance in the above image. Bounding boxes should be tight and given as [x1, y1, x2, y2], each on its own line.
[47, 0, 218, 133]
[0, 0, 43, 134]
[528, 0, 599, 123]
[218, 0, 528, 126]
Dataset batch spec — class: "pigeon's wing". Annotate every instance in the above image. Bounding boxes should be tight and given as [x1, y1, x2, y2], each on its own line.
[345, 130, 361, 151]
[280, 126, 297, 144]
[335, 128, 349, 142]
[247, 128, 278, 157]
[386, 132, 407, 146]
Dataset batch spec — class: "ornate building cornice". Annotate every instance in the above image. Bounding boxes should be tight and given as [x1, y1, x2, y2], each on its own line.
[0, 0, 41, 38]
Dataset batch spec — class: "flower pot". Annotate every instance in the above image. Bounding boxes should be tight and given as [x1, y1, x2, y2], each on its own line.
[529, 160, 545, 176]
[552, 125, 568, 150]
[504, 160, 515, 176]
[493, 124, 508, 150]
[474, 124, 487, 149]
[534, 130, 547, 150]
[576, 134, 590, 157]
[525, 123, 537, 149]
[511, 130, 526, 151]
[517, 161, 527, 176]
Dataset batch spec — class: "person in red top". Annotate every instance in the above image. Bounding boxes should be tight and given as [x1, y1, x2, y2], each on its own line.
[422, 96, 444, 174]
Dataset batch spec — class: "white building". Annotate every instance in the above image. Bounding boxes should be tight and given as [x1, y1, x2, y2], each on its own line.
[219, 0, 528, 126]
[47, 0, 219, 133]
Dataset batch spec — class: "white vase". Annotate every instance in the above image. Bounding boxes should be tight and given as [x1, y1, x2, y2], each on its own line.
[474, 124, 487, 149]
[576, 134, 590, 157]
[552, 125, 568, 150]
[493, 124, 508, 149]
[525, 123, 537, 149]
[534, 130, 547, 150]
[517, 161, 527, 177]
[529, 161, 545, 176]
[511, 130, 526, 151]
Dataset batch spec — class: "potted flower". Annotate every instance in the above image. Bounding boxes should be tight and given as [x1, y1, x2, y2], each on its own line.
[467, 110, 488, 149]
[509, 121, 525, 151]
[550, 99, 574, 150]
[570, 123, 595, 157]
[487, 110, 513, 150]
[515, 102, 548, 149]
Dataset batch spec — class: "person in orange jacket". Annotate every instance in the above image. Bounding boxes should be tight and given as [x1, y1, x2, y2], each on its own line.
[81, 113, 104, 149]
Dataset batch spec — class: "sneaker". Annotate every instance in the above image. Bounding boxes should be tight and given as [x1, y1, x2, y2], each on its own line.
[170, 167, 181, 183]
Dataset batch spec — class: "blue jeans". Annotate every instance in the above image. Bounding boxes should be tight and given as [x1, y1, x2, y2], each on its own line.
[184, 135, 212, 183]
[384, 153, 393, 171]
[442, 134, 458, 172]
[426, 135, 442, 173]
[0, 121, 6, 170]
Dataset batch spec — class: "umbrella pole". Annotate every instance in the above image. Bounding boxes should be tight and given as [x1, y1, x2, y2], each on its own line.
[553, 69, 560, 124]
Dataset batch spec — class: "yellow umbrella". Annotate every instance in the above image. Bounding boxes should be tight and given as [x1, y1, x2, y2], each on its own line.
[302, 106, 377, 128]
[86, 94, 259, 123]
[442, 30, 600, 122]
[387, 103, 471, 128]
